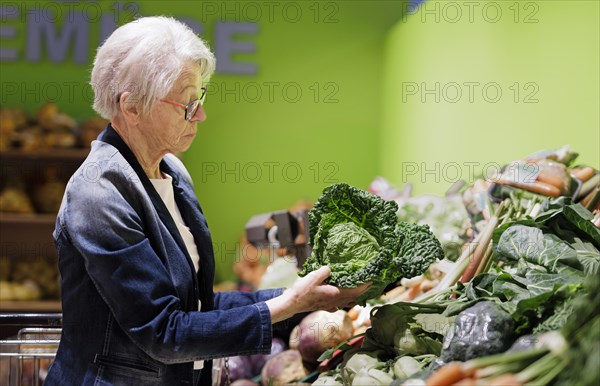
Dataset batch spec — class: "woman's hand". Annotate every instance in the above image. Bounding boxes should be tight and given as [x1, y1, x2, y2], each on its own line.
[265, 266, 371, 323]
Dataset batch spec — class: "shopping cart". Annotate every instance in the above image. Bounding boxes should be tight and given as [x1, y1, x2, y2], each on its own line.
[0, 313, 62, 386]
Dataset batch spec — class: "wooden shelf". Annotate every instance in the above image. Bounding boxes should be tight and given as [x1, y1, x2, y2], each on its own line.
[0, 213, 57, 224]
[0, 148, 88, 314]
[0, 300, 61, 312]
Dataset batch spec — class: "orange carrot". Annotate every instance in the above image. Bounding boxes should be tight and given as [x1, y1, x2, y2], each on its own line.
[347, 306, 360, 321]
[407, 281, 422, 300]
[536, 171, 565, 190]
[496, 180, 561, 197]
[451, 378, 477, 386]
[382, 285, 406, 301]
[426, 362, 467, 386]
[572, 166, 596, 182]
[484, 374, 523, 386]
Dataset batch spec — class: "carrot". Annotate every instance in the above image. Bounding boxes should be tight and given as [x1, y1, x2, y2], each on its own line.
[451, 378, 477, 386]
[484, 374, 523, 386]
[582, 186, 600, 211]
[536, 170, 565, 190]
[496, 180, 561, 197]
[347, 306, 360, 321]
[460, 210, 500, 284]
[572, 166, 596, 182]
[426, 362, 467, 386]
[406, 281, 422, 300]
[382, 285, 406, 303]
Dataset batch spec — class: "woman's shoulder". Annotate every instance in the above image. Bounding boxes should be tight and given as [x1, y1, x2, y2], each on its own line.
[58, 141, 150, 226]
[64, 141, 146, 206]
[75, 140, 142, 184]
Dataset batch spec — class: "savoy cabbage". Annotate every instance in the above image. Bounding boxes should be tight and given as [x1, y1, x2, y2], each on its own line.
[299, 183, 443, 304]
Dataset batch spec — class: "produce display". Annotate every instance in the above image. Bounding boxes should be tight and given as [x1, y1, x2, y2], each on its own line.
[0, 103, 107, 215]
[228, 145, 598, 386]
[0, 103, 107, 301]
[0, 103, 107, 151]
[0, 257, 61, 301]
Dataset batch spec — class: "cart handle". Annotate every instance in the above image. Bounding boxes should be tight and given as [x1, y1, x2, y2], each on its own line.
[0, 313, 63, 326]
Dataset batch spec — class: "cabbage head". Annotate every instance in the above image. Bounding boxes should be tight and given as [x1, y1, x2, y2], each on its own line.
[299, 183, 443, 305]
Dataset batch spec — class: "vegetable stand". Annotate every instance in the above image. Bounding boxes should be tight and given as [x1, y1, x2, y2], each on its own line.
[239, 145, 599, 386]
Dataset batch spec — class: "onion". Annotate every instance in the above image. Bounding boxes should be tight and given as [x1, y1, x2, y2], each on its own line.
[295, 310, 354, 363]
[260, 349, 308, 386]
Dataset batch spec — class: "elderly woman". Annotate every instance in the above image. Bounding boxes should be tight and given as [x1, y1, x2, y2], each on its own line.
[44, 16, 367, 386]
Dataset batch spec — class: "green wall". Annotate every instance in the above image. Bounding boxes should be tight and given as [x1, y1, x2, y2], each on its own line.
[2, 1, 598, 283]
[381, 0, 600, 196]
[1, 1, 408, 282]
[185, 2, 406, 281]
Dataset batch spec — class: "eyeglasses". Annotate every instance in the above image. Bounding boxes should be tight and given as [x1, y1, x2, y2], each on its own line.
[160, 87, 207, 121]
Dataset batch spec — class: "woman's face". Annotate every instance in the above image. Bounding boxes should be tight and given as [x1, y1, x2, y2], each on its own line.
[139, 62, 206, 155]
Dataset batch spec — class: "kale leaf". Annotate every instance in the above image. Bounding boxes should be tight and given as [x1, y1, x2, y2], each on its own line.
[299, 183, 443, 305]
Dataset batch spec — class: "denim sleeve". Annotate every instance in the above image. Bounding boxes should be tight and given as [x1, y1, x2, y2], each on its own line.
[62, 176, 274, 363]
[214, 289, 284, 310]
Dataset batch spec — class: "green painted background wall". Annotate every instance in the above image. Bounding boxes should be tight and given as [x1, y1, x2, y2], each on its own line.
[184, 2, 407, 281]
[1, 1, 408, 282]
[2, 1, 598, 282]
[381, 0, 599, 196]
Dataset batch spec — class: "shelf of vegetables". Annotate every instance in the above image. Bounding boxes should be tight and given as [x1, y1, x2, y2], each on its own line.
[219, 145, 598, 386]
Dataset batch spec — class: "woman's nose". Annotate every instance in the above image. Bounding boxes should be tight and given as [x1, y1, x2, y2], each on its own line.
[191, 104, 207, 122]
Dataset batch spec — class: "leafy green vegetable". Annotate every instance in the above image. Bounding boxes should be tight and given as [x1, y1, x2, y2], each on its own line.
[461, 273, 600, 386]
[498, 197, 600, 247]
[496, 225, 583, 275]
[570, 238, 600, 275]
[448, 269, 583, 334]
[300, 183, 443, 304]
[555, 274, 600, 386]
[360, 302, 449, 358]
[532, 296, 575, 334]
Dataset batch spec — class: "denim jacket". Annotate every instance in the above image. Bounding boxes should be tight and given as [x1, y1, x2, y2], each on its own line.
[45, 125, 283, 386]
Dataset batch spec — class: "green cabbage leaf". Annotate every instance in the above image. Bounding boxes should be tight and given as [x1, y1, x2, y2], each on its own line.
[299, 183, 443, 305]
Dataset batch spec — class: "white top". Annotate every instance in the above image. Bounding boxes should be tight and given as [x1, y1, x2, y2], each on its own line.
[150, 173, 200, 273]
[150, 173, 203, 369]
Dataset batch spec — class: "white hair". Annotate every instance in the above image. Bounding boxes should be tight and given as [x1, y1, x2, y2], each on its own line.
[90, 16, 215, 119]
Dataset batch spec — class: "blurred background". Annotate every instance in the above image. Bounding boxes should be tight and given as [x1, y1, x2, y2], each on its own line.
[1, 0, 598, 285]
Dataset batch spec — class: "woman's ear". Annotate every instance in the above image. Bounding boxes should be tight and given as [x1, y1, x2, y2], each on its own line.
[118, 91, 140, 125]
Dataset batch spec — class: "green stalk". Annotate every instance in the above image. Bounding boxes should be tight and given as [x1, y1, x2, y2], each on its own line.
[388, 301, 446, 311]
[474, 242, 494, 276]
[503, 203, 515, 223]
[516, 353, 560, 384]
[414, 285, 457, 304]
[475, 361, 525, 379]
[481, 244, 497, 274]
[463, 347, 547, 371]
[523, 195, 539, 218]
[523, 357, 567, 386]
[413, 238, 478, 304]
